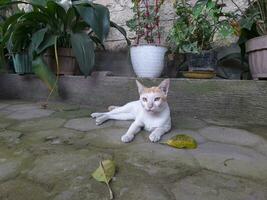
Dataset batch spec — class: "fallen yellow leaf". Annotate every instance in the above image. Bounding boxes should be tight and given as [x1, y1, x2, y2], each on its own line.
[92, 160, 116, 199]
[164, 134, 197, 149]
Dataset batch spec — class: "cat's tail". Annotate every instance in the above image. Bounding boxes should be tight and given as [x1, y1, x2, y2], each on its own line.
[108, 105, 119, 111]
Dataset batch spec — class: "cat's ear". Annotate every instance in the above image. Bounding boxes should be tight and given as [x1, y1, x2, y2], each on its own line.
[136, 80, 145, 94]
[158, 79, 170, 95]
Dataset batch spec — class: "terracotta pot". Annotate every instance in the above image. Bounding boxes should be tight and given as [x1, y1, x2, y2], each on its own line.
[246, 35, 267, 80]
[43, 48, 79, 75]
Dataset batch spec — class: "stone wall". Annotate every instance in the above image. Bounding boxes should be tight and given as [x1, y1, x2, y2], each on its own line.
[94, 0, 248, 51]
[1, 74, 267, 125]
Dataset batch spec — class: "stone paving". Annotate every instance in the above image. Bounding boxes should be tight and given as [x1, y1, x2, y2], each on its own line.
[0, 100, 267, 200]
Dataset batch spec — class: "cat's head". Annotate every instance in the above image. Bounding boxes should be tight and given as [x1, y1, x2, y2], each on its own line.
[136, 79, 170, 113]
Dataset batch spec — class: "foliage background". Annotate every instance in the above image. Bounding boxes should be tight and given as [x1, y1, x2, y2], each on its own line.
[94, 0, 248, 50]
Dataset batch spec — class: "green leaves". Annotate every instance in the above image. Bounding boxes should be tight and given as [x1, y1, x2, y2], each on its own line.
[36, 34, 57, 55]
[1, 0, 129, 79]
[126, 1, 163, 44]
[163, 135, 198, 149]
[168, 0, 235, 53]
[70, 32, 95, 76]
[30, 28, 47, 54]
[32, 56, 57, 92]
[92, 160, 116, 200]
[111, 21, 131, 45]
[75, 4, 110, 42]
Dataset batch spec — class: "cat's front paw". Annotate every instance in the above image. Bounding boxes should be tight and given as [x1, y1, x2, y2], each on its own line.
[149, 133, 161, 143]
[91, 112, 103, 118]
[121, 134, 134, 143]
[95, 115, 108, 126]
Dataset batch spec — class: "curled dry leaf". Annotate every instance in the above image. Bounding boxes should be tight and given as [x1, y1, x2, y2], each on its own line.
[164, 134, 198, 149]
[92, 160, 116, 199]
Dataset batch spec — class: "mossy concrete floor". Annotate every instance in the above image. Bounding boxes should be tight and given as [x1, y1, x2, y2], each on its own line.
[0, 100, 267, 200]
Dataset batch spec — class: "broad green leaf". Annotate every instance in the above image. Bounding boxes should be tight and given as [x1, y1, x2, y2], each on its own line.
[32, 56, 57, 93]
[47, 1, 67, 24]
[2, 13, 23, 34]
[0, 0, 27, 9]
[90, 35, 105, 50]
[192, 1, 205, 18]
[29, 0, 47, 6]
[70, 32, 95, 76]
[19, 11, 50, 25]
[30, 28, 47, 54]
[92, 160, 115, 200]
[36, 34, 57, 54]
[0, 1, 46, 11]
[110, 21, 131, 46]
[66, 7, 77, 29]
[0, 46, 6, 73]
[72, 21, 88, 32]
[75, 4, 110, 42]
[9, 20, 40, 52]
[164, 135, 197, 149]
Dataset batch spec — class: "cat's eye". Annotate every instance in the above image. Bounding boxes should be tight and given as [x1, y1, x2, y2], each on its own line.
[154, 97, 160, 101]
[142, 97, 147, 102]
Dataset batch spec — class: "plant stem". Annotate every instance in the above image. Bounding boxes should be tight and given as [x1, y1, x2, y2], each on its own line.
[106, 182, 114, 200]
[255, 0, 266, 34]
[45, 37, 59, 105]
[100, 161, 114, 200]
[145, 0, 150, 43]
[137, 2, 141, 44]
[155, 0, 161, 44]
[229, 0, 247, 17]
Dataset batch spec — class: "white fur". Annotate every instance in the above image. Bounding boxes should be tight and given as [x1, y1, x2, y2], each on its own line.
[91, 79, 171, 143]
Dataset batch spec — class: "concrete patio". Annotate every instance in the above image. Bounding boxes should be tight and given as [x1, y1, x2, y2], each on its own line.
[0, 100, 267, 200]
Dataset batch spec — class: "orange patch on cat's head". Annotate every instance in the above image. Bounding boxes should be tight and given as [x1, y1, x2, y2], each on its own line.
[143, 87, 161, 94]
[136, 79, 170, 101]
[143, 87, 167, 101]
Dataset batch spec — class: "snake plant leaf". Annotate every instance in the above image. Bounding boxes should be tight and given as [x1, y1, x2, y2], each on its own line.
[70, 32, 95, 76]
[92, 160, 115, 200]
[165, 134, 197, 149]
[75, 4, 110, 42]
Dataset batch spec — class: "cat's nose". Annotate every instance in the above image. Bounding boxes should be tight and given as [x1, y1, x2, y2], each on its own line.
[148, 103, 153, 109]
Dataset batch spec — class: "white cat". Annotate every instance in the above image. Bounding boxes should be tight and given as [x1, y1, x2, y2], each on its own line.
[91, 79, 171, 143]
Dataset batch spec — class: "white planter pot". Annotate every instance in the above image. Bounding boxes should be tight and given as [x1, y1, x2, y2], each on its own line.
[246, 35, 267, 80]
[130, 45, 167, 78]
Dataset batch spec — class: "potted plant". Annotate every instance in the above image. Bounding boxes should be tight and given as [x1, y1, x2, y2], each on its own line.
[231, 0, 267, 80]
[1, 0, 129, 86]
[43, 40, 78, 75]
[0, 4, 25, 74]
[0, 14, 7, 73]
[168, 0, 235, 77]
[126, 0, 167, 78]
